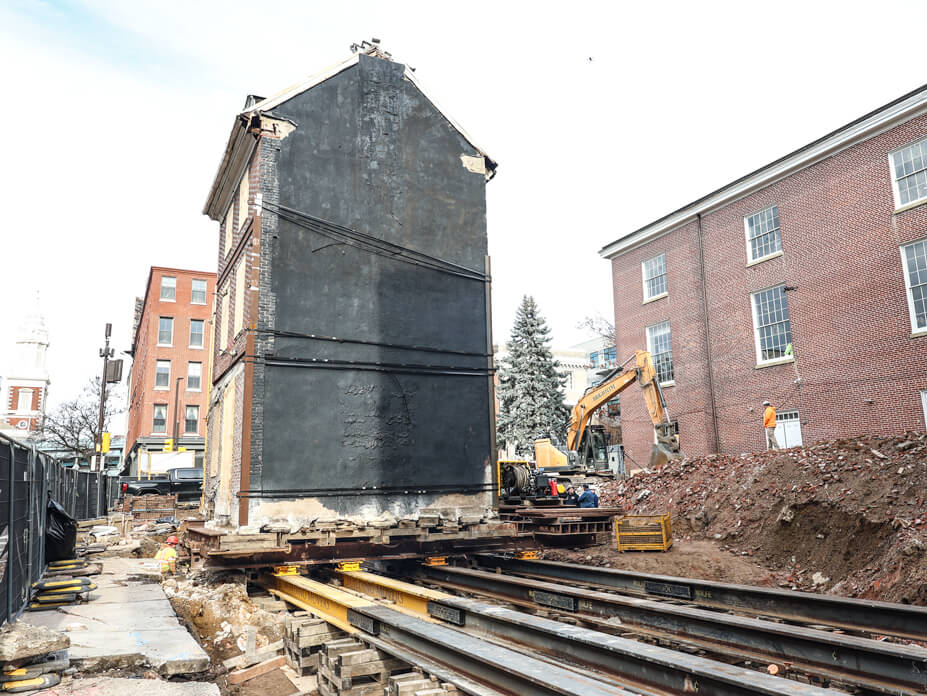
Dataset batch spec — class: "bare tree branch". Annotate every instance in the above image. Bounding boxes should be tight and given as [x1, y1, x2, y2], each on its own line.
[39, 377, 124, 458]
[576, 314, 616, 347]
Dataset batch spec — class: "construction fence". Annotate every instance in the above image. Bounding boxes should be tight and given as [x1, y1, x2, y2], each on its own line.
[0, 432, 122, 626]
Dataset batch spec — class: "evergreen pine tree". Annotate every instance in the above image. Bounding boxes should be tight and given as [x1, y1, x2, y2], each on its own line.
[496, 296, 569, 456]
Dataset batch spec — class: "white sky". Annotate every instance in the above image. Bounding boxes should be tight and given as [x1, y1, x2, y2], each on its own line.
[1, 0, 925, 427]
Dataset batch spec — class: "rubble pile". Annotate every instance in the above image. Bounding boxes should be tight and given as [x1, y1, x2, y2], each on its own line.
[600, 431, 927, 604]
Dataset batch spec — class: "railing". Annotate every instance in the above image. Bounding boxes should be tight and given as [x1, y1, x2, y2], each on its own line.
[0, 432, 123, 626]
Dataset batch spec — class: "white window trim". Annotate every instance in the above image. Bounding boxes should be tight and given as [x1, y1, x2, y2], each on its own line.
[750, 284, 793, 366]
[186, 363, 203, 393]
[744, 206, 783, 265]
[160, 276, 177, 303]
[900, 238, 927, 336]
[157, 317, 173, 347]
[189, 319, 206, 349]
[154, 360, 171, 391]
[152, 405, 168, 435]
[889, 138, 927, 211]
[191, 279, 208, 306]
[641, 254, 668, 303]
[184, 407, 199, 434]
[645, 320, 674, 387]
[921, 390, 927, 428]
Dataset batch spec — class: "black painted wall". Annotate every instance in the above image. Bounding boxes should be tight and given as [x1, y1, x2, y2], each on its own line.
[256, 54, 493, 514]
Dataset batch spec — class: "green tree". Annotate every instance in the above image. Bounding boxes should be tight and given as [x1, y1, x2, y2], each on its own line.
[496, 296, 569, 456]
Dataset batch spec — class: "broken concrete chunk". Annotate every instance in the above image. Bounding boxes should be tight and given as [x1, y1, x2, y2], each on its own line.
[777, 505, 795, 524]
[0, 622, 70, 663]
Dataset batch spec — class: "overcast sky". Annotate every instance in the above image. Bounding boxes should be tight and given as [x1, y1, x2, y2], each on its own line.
[1, 0, 925, 423]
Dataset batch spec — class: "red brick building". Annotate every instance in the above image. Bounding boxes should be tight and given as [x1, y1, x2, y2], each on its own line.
[601, 86, 927, 465]
[124, 267, 216, 474]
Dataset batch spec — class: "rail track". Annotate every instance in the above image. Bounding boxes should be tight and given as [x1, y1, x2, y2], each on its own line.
[258, 562, 927, 696]
[415, 562, 927, 695]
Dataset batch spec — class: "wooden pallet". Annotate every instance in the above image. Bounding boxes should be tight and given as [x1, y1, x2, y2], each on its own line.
[284, 613, 346, 676]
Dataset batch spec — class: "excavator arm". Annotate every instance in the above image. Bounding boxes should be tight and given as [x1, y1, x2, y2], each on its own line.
[566, 349, 681, 469]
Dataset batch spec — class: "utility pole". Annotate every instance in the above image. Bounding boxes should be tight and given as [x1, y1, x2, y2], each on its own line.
[172, 376, 185, 444]
[96, 323, 114, 472]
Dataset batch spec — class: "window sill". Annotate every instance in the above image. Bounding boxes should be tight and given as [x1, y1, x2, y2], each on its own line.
[191, 301, 207, 306]
[157, 343, 173, 348]
[160, 298, 176, 303]
[911, 329, 927, 338]
[755, 357, 794, 369]
[189, 345, 204, 350]
[746, 250, 783, 267]
[186, 389, 202, 393]
[893, 198, 927, 215]
[154, 386, 170, 391]
[643, 292, 668, 305]
[659, 381, 676, 388]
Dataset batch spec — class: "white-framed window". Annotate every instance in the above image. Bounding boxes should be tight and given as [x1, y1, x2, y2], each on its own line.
[890, 137, 927, 208]
[158, 317, 173, 346]
[901, 238, 927, 333]
[745, 205, 782, 263]
[191, 279, 208, 305]
[187, 362, 202, 391]
[642, 254, 667, 301]
[189, 319, 205, 348]
[152, 404, 167, 434]
[16, 389, 32, 412]
[184, 405, 199, 434]
[751, 285, 793, 364]
[646, 321, 674, 385]
[155, 360, 171, 389]
[589, 351, 599, 367]
[921, 390, 927, 428]
[160, 276, 176, 301]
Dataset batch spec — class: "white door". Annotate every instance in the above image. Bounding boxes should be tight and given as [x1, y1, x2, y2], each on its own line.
[773, 410, 802, 448]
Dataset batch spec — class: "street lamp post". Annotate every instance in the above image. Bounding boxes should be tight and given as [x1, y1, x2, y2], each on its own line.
[96, 323, 114, 472]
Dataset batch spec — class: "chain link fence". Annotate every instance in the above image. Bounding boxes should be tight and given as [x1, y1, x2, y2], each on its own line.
[0, 432, 122, 626]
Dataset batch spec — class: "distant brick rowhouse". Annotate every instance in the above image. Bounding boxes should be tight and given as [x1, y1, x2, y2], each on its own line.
[125, 267, 216, 472]
[601, 86, 927, 466]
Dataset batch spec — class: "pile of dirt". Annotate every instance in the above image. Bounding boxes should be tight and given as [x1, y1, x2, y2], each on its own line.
[598, 431, 927, 604]
[163, 571, 284, 662]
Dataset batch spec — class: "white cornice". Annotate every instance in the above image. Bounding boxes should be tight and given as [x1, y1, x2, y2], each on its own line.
[600, 85, 927, 260]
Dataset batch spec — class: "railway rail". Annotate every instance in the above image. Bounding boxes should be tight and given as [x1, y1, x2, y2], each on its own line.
[416, 563, 927, 695]
[473, 553, 927, 641]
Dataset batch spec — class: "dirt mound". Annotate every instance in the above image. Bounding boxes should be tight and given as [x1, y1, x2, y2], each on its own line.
[163, 570, 284, 662]
[600, 431, 927, 604]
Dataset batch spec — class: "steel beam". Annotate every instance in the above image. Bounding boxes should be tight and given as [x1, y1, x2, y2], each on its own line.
[264, 572, 636, 696]
[474, 553, 927, 641]
[345, 568, 845, 696]
[422, 565, 927, 695]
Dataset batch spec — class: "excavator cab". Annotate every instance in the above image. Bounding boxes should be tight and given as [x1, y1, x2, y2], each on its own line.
[578, 425, 610, 470]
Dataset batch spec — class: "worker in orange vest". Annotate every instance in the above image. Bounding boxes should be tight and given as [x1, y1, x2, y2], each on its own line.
[763, 400, 779, 450]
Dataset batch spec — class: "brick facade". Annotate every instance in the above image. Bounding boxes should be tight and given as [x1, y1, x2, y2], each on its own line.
[606, 99, 927, 466]
[125, 267, 216, 463]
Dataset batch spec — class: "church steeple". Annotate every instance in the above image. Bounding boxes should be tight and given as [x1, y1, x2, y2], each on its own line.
[1, 292, 51, 437]
[13, 292, 50, 379]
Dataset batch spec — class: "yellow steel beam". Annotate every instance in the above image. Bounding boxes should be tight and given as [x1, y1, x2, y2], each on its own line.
[264, 572, 371, 633]
[337, 569, 450, 618]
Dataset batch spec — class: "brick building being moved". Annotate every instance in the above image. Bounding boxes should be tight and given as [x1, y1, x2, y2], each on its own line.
[201, 45, 497, 529]
[600, 85, 927, 465]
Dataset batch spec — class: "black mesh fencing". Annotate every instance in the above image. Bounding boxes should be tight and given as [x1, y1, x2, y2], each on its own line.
[0, 433, 121, 626]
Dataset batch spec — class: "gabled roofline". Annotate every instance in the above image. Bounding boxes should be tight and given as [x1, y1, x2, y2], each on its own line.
[599, 83, 927, 260]
[203, 49, 497, 220]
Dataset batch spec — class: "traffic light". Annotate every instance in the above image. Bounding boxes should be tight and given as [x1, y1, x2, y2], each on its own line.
[164, 438, 174, 452]
[101, 432, 111, 454]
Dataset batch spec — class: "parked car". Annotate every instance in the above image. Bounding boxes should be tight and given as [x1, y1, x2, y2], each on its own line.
[122, 467, 203, 502]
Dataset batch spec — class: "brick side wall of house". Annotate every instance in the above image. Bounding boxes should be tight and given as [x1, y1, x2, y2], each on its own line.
[125, 268, 216, 459]
[613, 113, 927, 466]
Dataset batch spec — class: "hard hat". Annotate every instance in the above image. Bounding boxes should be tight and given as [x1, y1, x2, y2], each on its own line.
[763, 400, 771, 406]
[166, 535, 179, 545]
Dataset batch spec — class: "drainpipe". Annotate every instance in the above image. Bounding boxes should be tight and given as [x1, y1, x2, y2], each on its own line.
[696, 214, 721, 453]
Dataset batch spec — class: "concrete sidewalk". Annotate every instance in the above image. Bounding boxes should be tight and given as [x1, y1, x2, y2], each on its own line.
[23, 557, 210, 676]
[34, 676, 220, 695]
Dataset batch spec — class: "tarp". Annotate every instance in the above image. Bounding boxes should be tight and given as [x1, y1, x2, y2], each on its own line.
[45, 497, 76, 562]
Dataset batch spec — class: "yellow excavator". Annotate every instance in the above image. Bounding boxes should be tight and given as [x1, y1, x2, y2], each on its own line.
[500, 350, 682, 500]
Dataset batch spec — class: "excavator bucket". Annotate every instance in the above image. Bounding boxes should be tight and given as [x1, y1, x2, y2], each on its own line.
[649, 441, 683, 470]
